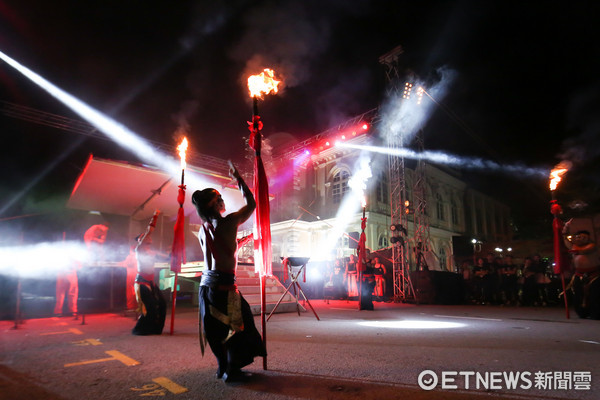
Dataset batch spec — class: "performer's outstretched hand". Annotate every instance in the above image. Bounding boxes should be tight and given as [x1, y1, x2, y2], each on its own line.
[228, 160, 241, 181]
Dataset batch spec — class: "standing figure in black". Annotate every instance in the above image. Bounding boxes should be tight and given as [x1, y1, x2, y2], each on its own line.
[132, 211, 167, 335]
[192, 162, 266, 382]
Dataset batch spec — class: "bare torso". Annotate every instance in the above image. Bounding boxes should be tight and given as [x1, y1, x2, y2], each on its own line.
[200, 214, 240, 274]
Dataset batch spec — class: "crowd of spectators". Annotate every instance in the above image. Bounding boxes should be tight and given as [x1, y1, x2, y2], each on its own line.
[460, 252, 561, 306]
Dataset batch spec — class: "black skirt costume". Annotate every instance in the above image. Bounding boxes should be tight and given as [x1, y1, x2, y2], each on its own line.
[199, 270, 266, 375]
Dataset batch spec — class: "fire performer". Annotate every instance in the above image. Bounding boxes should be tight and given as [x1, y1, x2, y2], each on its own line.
[132, 210, 167, 335]
[192, 162, 266, 383]
[562, 222, 600, 319]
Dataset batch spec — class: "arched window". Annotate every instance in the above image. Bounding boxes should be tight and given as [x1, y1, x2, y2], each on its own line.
[436, 193, 445, 221]
[336, 235, 350, 249]
[451, 197, 459, 225]
[376, 172, 389, 204]
[378, 234, 388, 249]
[332, 170, 350, 204]
[439, 247, 447, 270]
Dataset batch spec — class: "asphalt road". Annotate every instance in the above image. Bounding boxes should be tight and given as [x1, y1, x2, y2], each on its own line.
[1, 301, 598, 400]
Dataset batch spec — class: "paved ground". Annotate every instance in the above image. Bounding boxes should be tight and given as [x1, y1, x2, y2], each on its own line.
[1, 300, 598, 400]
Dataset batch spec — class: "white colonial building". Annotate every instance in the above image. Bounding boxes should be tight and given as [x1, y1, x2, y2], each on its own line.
[244, 117, 512, 273]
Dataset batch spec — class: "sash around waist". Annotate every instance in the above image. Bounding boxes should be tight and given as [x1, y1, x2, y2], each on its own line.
[200, 269, 236, 289]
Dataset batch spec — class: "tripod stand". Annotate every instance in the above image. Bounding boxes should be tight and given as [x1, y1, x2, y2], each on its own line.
[267, 257, 320, 321]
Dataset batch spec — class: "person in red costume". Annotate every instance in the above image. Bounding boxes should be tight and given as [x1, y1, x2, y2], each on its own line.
[83, 223, 109, 263]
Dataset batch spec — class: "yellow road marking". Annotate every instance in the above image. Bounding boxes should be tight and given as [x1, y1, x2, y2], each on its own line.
[40, 328, 83, 336]
[64, 350, 140, 367]
[72, 338, 103, 346]
[105, 350, 140, 366]
[153, 377, 188, 394]
[64, 356, 114, 367]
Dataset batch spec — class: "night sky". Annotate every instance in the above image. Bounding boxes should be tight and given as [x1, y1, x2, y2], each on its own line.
[0, 1, 598, 238]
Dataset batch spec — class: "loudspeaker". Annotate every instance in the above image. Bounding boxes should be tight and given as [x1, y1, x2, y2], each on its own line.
[431, 271, 464, 305]
[410, 271, 435, 304]
[410, 271, 465, 305]
[348, 232, 360, 249]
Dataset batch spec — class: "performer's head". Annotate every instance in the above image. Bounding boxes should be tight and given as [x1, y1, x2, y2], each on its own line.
[574, 230, 591, 245]
[192, 188, 225, 221]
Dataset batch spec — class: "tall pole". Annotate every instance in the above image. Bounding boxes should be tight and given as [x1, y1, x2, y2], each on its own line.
[549, 163, 570, 319]
[551, 199, 569, 319]
[247, 68, 279, 370]
[170, 138, 188, 334]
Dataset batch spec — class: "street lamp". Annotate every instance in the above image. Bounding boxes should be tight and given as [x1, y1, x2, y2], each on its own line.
[471, 239, 482, 265]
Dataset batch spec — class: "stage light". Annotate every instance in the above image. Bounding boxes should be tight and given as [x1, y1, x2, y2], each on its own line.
[390, 224, 407, 234]
[390, 236, 404, 245]
[341, 135, 346, 140]
[416, 86, 424, 105]
[403, 82, 413, 99]
[325, 141, 330, 146]
[362, 123, 368, 130]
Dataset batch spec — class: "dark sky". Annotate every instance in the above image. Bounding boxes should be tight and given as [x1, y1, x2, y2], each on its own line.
[0, 0, 599, 235]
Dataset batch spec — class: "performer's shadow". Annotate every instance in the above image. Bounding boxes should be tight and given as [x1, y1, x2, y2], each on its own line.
[238, 369, 417, 399]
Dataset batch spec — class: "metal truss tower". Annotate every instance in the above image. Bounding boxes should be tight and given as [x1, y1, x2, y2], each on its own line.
[412, 129, 432, 270]
[378, 46, 413, 301]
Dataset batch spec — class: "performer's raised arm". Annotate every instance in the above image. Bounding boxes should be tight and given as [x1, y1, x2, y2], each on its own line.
[136, 210, 160, 251]
[562, 218, 573, 250]
[228, 161, 256, 224]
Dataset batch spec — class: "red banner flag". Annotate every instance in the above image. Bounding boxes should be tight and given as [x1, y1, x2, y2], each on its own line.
[170, 185, 186, 273]
[249, 120, 272, 277]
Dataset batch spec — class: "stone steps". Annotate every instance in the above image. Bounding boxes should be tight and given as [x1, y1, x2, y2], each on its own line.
[236, 263, 305, 316]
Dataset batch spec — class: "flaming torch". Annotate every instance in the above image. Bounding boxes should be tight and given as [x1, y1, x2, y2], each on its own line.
[169, 137, 188, 334]
[549, 161, 571, 319]
[247, 68, 279, 370]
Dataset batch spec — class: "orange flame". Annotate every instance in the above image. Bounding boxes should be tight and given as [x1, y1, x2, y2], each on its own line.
[549, 161, 571, 191]
[247, 68, 280, 98]
[177, 137, 188, 170]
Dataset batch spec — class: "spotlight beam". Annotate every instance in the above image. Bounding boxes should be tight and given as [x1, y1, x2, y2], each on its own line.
[0, 50, 213, 201]
[337, 142, 549, 179]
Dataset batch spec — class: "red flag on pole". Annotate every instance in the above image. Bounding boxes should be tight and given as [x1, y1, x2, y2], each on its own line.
[247, 69, 279, 371]
[170, 137, 188, 334]
[249, 115, 272, 277]
[170, 185, 186, 273]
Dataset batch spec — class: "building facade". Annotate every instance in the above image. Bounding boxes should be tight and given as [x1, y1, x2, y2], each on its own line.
[250, 121, 512, 273]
